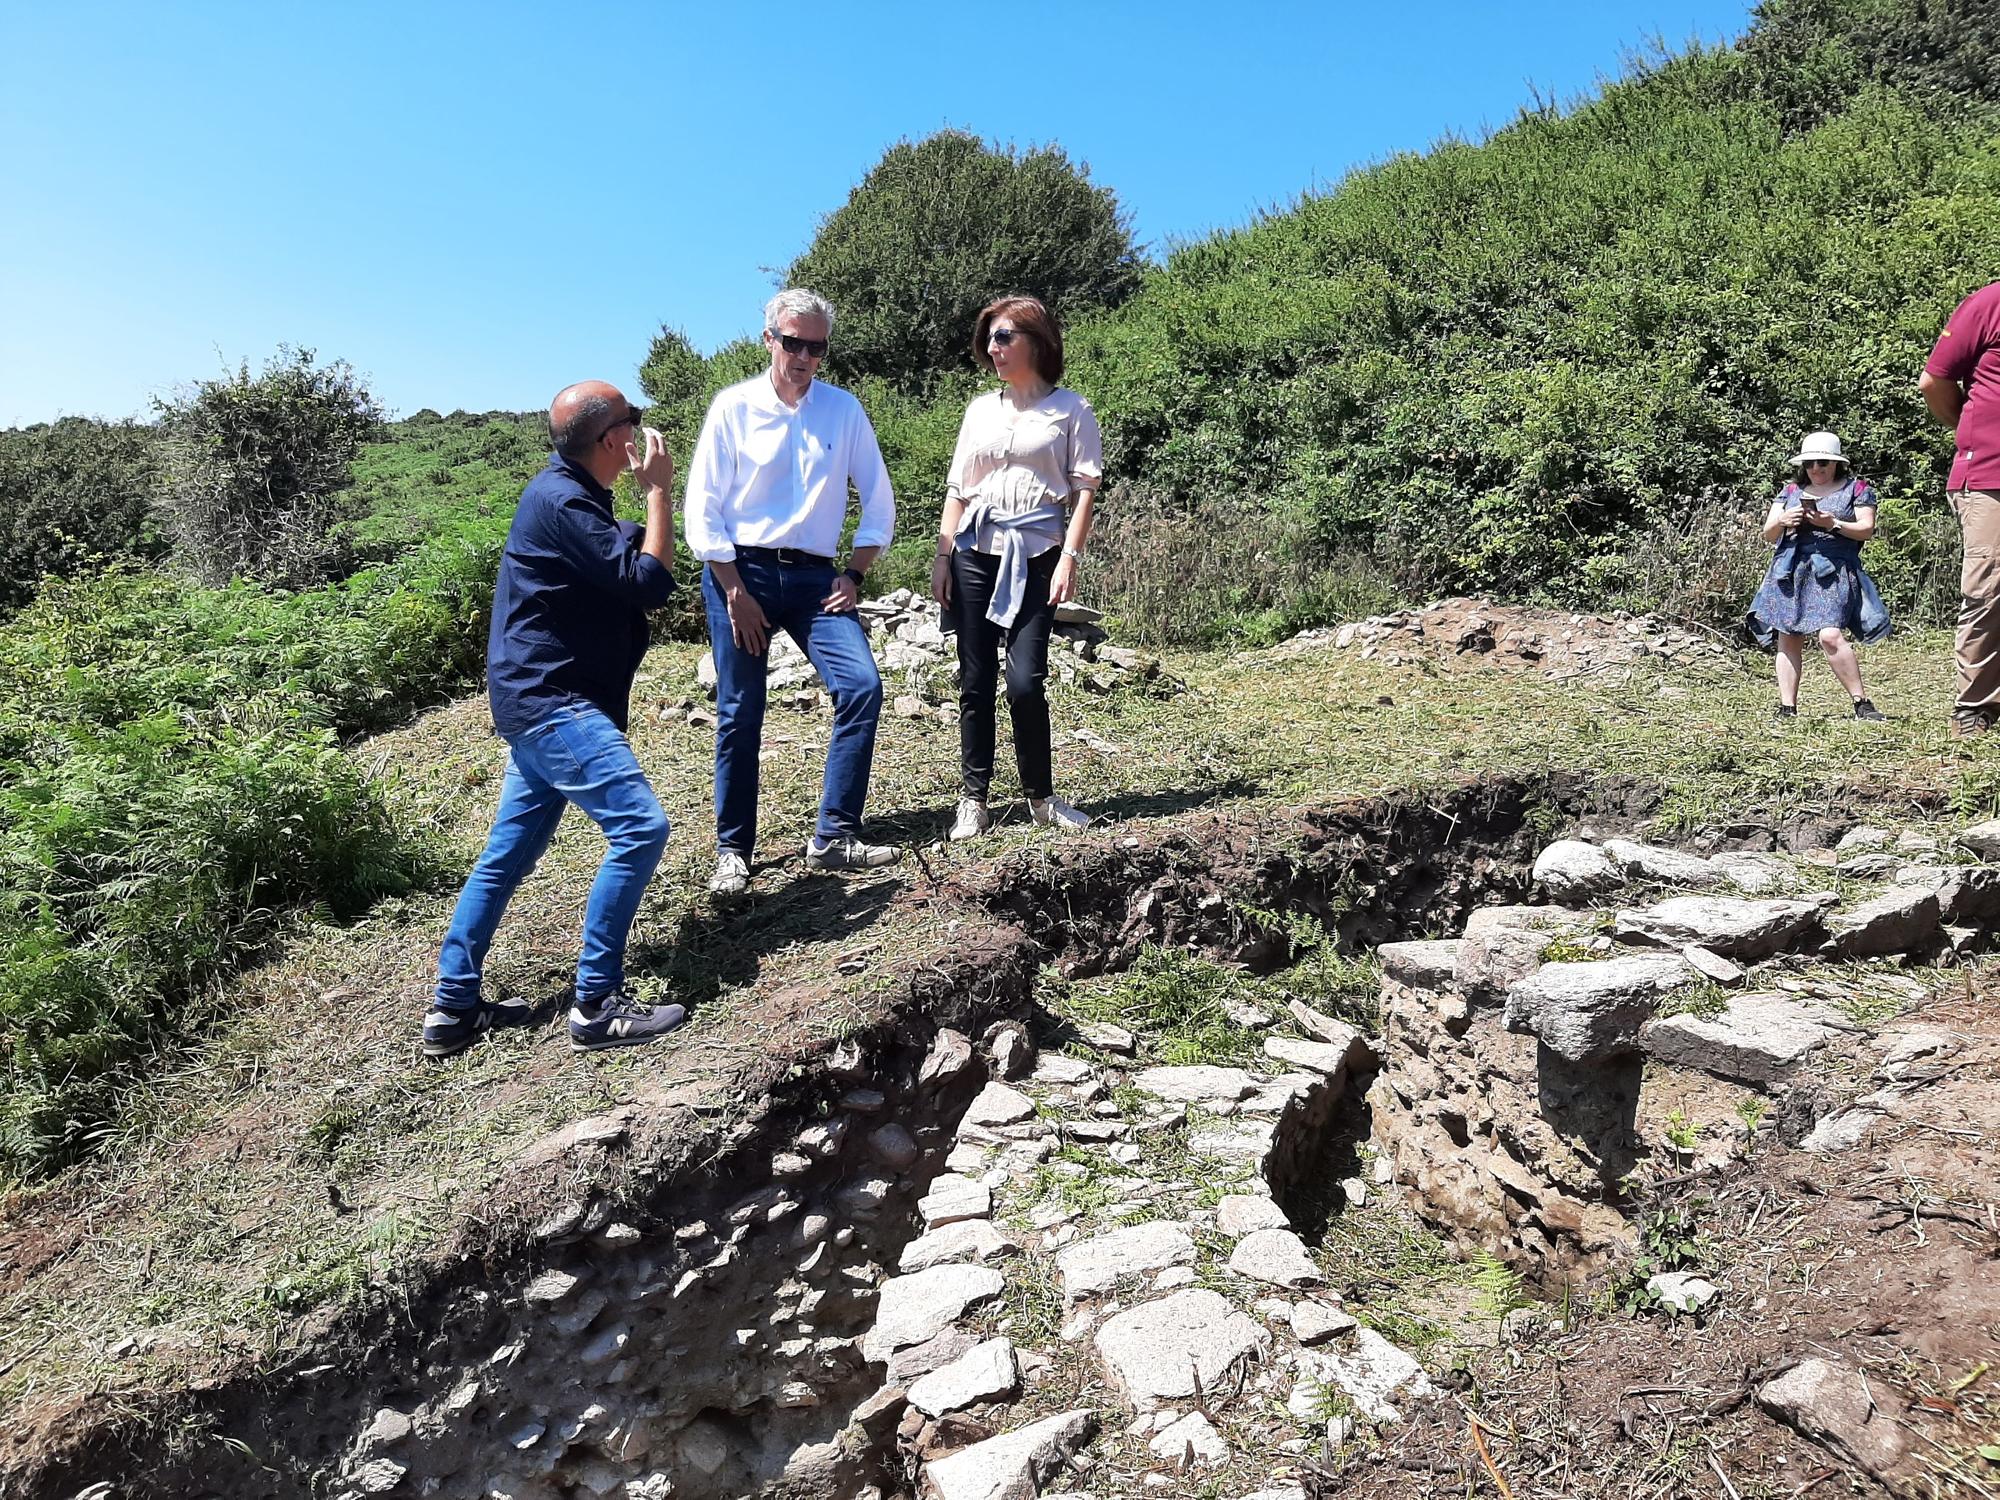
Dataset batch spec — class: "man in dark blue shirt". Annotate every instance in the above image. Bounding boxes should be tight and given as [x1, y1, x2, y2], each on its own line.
[424, 380, 688, 1058]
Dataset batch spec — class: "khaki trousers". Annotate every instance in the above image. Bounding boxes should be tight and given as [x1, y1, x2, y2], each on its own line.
[1952, 488, 2000, 713]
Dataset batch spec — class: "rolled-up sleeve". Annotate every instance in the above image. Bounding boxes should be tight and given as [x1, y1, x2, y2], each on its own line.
[683, 396, 738, 562]
[1067, 400, 1104, 493]
[848, 406, 896, 550]
[541, 495, 674, 609]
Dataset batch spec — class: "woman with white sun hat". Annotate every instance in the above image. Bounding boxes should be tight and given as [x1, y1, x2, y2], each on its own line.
[1746, 429, 1891, 721]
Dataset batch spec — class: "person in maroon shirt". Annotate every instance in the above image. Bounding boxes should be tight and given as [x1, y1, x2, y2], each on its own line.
[1921, 280, 2000, 735]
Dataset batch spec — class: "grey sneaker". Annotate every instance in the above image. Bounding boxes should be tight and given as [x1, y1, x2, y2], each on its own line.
[949, 797, 992, 841]
[1030, 794, 1092, 832]
[805, 835, 901, 871]
[709, 850, 751, 896]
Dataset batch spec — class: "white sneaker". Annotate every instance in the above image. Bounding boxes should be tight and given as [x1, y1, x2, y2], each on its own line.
[709, 851, 750, 896]
[1030, 794, 1091, 832]
[949, 797, 993, 841]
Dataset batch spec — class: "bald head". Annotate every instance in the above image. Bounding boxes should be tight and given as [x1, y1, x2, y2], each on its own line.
[550, 381, 629, 462]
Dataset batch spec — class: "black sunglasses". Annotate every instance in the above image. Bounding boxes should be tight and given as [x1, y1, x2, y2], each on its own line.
[769, 331, 829, 358]
[598, 408, 644, 443]
[988, 328, 1023, 347]
[1803, 457, 1838, 467]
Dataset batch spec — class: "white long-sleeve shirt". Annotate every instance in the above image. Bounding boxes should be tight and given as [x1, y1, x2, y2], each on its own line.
[682, 373, 896, 563]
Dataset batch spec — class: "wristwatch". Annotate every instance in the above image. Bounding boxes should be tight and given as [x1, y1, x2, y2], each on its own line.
[841, 566, 866, 589]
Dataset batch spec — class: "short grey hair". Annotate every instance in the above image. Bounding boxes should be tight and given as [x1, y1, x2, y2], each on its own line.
[764, 288, 835, 334]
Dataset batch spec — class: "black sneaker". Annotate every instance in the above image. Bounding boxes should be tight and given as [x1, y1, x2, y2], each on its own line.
[568, 989, 688, 1052]
[1773, 705, 1798, 721]
[422, 997, 535, 1059]
[1852, 698, 1886, 722]
[1953, 708, 1992, 738]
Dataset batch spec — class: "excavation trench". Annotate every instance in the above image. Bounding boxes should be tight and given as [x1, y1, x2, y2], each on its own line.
[14, 771, 1673, 1500]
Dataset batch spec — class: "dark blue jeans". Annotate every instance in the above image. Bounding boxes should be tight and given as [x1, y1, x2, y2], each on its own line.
[434, 703, 669, 1009]
[703, 558, 883, 858]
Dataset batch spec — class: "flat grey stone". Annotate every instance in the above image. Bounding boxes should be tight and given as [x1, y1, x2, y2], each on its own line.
[1079, 1022, 1137, 1055]
[1377, 939, 1461, 990]
[1758, 1358, 1913, 1479]
[962, 1081, 1037, 1129]
[908, 1336, 1019, 1417]
[1504, 954, 1692, 1063]
[1285, 999, 1367, 1051]
[1681, 944, 1744, 985]
[1263, 1033, 1366, 1078]
[1295, 1327, 1435, 1422]
[920, 1029, 975, 1087]
[1825, 885, 1942, 959]
[1533, 839, 1622, 901]
[1093, 1289, 1268, 1412]
[862, 1265, 1005, 1360]
[919, 1174, 993, 1228]
[898, 1219, 1020, 1273]
[1801, 1108, 1882, 1153]
[1709, 851, 1788, 894]
[1836, 825, 1892, 852]
[1189, 1118, 1278, 1163]
[922, 1409, 1098, 1500]
[1613, 895, 1824, 959]
[885, 1325, 980, 1382]
[1056, 1220, 1195, 1302]
[869, 1122, 920, 1169]
[1603, 838, 1726, 889]
[1031, 1054, 1097, 1085]
[1147, 1410, 1230, 1466]
[1228, 1227, 1322, 1288]
[1216, 1194, 1290, 1237]
[1647, 1272, 1717, 1313]
[1895, 863, 2000, 925]
[1291, 1300, 1359, 1344]
[1640, 992, 1836, 1083]
[1836, 852, 1903, 879]
[1462, 904, 1599, 938]
[1957, 818, 2000, 861]
[1876, 1026, 1960, 1079]
[1132, 1065, 1260, 1104]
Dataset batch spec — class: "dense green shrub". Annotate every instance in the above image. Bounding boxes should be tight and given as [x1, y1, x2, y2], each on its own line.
[158, 347, 385, 588]
[784, 130, 1140, 390]
[0, 417, 163, 616]
[0, 507, 508, 1182]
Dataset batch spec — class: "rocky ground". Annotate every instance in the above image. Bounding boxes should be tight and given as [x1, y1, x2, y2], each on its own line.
[845, 821, 2000, 1500]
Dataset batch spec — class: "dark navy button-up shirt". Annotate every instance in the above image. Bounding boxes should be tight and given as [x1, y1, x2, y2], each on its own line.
[486, 454, 675, 739]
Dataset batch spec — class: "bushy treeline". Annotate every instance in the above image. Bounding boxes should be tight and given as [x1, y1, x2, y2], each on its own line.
[640, 0, 2000, 638]
[0, 415, 539, 1181]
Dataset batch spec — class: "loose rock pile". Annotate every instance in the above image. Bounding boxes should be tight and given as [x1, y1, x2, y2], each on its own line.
[668, 594, 1176, 724]
[1369, 818, 2000, 1284]
[1279, 597, 1731, 681]
[848, 1005, 1414, 1500]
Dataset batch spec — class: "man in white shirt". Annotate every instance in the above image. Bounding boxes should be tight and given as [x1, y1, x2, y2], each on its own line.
[684, 288, 899, 895]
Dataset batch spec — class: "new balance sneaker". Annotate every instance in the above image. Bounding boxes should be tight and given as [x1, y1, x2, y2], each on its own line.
[805, 835, 901, 871]
[948, 797, 993, 842]
[1773, 705, 1798, 722]
[568, 989, 689, 1052]
[421, 996, 536, 1059]
[709, 850, 751, 897]
[1030, 794, 1092, 832]
[1851, 697, 1886, 722]
[1952, 708, 1991, 738]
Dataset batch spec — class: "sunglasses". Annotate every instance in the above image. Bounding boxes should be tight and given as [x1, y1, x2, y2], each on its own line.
[769, 331, 829, 358]
[988, 328, 1023, 347]
[598, 408, 644, 443]
[1803, 457, 1838, 467]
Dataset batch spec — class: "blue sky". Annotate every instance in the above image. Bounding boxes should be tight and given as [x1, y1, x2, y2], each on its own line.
[0, 0, 1757, 427]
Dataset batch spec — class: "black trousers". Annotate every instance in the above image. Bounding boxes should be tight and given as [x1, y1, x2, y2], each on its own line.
[950, 547, 1059, 801]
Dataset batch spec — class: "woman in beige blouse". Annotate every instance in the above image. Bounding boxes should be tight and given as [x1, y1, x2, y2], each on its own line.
[931, 295, 1102, 840]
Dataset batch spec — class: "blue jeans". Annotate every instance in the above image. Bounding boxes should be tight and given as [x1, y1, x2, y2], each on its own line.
[434, 703, 669, 1010]
[703, 558, 883, 857]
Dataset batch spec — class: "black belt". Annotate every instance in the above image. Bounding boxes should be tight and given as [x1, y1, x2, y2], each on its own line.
[736, 545, 834, 568]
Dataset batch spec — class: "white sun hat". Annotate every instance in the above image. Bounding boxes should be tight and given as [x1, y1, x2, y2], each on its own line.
[1789, 430, 1847, 465]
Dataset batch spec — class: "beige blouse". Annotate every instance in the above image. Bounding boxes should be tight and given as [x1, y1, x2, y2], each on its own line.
[945, 387, 1104, 555]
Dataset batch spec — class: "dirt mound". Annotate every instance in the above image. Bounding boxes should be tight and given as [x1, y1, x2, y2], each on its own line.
[1279, 597, 1737, 681]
